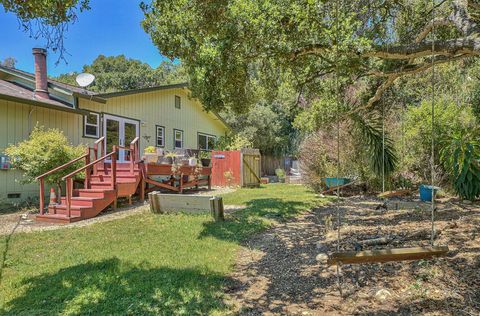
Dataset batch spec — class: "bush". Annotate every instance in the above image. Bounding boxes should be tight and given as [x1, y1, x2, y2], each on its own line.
[215, 133, 253, 150]
[298, 130, 344, 192]
[275, 168, 286, 178]
[402, 100, 477, 184]
[144, 146, 156, 153]
[440, 131, 480, 200]
[5, 126, 86, 190]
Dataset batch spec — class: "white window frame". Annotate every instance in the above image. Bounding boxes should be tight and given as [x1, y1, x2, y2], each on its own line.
[174, 129, 184, 149]
[175, 95, 181, 109]
[84, 112, 100, 138]
[156, 125, 165, 147]
[198, 133, 216, 151]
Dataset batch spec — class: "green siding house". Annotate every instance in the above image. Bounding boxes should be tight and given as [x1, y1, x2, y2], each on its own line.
[0, 48, 228, 205]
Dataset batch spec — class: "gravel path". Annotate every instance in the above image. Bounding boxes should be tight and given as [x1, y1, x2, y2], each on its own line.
[227, 196, 480, 315]
[0, 186, 237, 236]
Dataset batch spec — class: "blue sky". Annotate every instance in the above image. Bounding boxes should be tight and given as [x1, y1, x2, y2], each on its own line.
[0, 0, 169, 76]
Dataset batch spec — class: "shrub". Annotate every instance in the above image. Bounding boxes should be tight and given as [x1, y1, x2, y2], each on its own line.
[402, 100, 477, 184]
[5, 126, 85, 192]
[275, 168, 286, 178]
[144, 146, 156, 153]
[298, 130, 344, 192]
[440, 131, 480, 200]
[216, 134, 253, 150]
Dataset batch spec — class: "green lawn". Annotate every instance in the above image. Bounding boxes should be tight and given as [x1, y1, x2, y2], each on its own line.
[0, 184, 326, 315]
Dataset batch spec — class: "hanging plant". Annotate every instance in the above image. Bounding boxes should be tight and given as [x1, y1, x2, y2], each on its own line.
[440, 132, 480, 201]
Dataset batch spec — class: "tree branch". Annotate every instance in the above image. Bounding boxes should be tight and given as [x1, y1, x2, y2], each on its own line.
[353, 54, 469, 114]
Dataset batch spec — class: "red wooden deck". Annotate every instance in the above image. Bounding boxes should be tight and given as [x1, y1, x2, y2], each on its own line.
[36, 138, 141, 224]
[140, 163, 211, 200]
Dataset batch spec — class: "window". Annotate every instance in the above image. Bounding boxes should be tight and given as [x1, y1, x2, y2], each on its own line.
[7, 193, 21, 199]
[156, 125, 165, 147]
[175, 95, 181, 109]
[84, 112, 100, 138]
[198, 133, 216, 150]
[174, 129, 183, 149]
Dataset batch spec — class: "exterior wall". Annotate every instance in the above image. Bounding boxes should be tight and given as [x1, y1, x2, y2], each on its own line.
[0, 87, 228, 205]
[79, 88, 228, 153]
[0, 99, 84, 204]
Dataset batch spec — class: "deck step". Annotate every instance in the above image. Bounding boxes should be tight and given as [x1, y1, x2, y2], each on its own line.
[36, 213, 83, 224]
[60, 197, 101, 207]
[37, 158, 141, 223]
[74, 189, 115, 198]
[90, 178, 137, 184]
[91, 174, 139, 180]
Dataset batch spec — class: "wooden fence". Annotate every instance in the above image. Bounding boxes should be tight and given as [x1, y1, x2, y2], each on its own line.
[261, 156, 294, 176]
[211, 148, 261, 187]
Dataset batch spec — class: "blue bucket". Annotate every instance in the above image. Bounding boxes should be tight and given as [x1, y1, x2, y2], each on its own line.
[325, 177, 350, 188]
[419, 185, 439, 202]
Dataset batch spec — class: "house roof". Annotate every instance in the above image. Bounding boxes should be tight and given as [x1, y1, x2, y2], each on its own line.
[0, 78, 88, 114]
[0, 66, 228, 129]
[0, 65, 97, 96]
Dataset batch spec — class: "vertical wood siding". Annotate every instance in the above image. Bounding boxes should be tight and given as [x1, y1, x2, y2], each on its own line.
[0, 88, 228, 203]
[79, 88, 227, 153]
[0, 99, 84, 202]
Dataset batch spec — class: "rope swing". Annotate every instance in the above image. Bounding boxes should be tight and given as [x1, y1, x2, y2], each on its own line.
[334, 0, 343, 296]
[430, 0, 437, 246]
[328, 0, 448, 269]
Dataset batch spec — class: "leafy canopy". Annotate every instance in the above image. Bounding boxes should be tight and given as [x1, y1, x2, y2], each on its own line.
[141, 0, 475, 113]
[55, 55, 187, 93]
[0, 0, 90, 61]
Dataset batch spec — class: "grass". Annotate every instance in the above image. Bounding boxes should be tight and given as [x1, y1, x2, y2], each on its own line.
[0, 184, 327, 315]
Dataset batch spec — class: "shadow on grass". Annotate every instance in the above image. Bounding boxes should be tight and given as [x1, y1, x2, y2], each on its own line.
[200, 198, 311, 242]
[1, 258, 231, 315]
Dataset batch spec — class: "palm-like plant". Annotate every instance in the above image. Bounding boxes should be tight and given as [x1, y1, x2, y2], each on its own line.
[440, 131, 480, 201]
[349, 111, 398, 178]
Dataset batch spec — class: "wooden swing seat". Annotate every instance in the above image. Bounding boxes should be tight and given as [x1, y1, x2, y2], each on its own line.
[327, 246, 449, 265]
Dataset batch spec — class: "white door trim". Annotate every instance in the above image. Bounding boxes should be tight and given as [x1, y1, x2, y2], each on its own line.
[103, 114, 140, 162]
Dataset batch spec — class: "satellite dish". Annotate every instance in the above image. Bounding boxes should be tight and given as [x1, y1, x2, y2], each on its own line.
[75, 73, 95, 87]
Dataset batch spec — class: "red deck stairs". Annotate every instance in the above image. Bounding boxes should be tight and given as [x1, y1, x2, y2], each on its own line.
[35, 137, 141, 224]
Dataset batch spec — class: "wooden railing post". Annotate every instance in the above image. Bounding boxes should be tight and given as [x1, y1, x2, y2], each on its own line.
[93, 142, 98, 160]
[136, 141, 139, 161]
[84, 148, 91, 189]
[39, 178, 45, 215]
[93, 137, 105, 174]
[129, 144, 135, 175]
[111, 146, 117, 190]
[93, 143, 98, 175]
[66, 177, 73, 218]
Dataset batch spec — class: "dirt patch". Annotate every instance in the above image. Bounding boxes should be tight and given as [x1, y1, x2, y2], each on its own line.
[227, 196, 480, 315]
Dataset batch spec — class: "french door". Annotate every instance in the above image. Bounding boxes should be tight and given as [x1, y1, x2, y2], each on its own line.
[103, 114, 139, 162]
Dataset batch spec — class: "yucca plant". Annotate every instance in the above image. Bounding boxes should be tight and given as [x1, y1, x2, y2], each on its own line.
[440, 131, 480, 201]
[350, 112, 398, 178]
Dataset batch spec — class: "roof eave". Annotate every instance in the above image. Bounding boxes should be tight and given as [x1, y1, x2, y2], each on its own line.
[0, 93, 89, 115]
[97, 82, 188, 98]
[73, 92, 107, 104]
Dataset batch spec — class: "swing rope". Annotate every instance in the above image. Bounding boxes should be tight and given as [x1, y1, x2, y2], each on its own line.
[334, 0, 343, 296]
[430, 0, 436, 246]
[328, 0, 447, 269]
